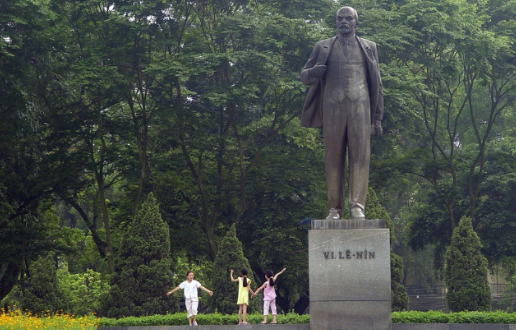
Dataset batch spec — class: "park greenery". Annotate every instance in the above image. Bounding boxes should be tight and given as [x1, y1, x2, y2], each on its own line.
[7, 309, 516, 328]
[100, 193, 179, 318]
[211, 224, 259, 314]
[1, 0, 516, 319]
[445, 216, 491, 312]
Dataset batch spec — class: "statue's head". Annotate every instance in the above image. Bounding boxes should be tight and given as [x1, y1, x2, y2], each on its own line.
[336, 6, 359, 36]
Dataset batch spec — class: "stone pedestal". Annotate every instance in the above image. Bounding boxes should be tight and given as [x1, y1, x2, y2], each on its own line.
[309, 219, 392, 330]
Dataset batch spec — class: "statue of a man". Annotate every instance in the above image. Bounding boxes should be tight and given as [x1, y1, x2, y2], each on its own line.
[300, 6, 384, 220]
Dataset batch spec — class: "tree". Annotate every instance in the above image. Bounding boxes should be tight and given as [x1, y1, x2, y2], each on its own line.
[100, 193, 178, 317]
[473, 136, 516, 265]
[152, 0, 332, 261]
[21, 254, 65, 315]
[234, 118, 326, 312]
[445, 216, 491, 312]
[211, 224, 258, 314]
[0, 0, 65, 302]
[366, 0, 516, 273]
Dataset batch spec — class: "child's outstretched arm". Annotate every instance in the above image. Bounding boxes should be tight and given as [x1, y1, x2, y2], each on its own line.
[273, 267, 287, 282]
[251, 282, 267, 298]
[230, 269, 239, 282]
[166, 286, 181, 296]
[200, 285, 214, 296]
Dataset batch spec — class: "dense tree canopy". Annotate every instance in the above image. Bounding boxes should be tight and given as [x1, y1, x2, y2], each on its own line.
[1, 0, 516, 315]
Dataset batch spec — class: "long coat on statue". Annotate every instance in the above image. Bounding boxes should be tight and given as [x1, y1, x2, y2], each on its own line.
[300, 35, 384, 129]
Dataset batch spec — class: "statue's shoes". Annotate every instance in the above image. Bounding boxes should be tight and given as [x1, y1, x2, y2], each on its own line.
[350, 207, 365, 220]
[325, 208, 341, 220]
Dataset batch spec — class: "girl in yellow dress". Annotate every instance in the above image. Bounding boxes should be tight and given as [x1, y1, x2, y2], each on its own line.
[230, 268, 255, 324]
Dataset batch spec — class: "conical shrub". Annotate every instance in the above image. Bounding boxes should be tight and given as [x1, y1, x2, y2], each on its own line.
[100, 193, 179, 317]
[22, 254, 65, 315]
[210, 224, 258, 314]
[445, 216, 491, 312]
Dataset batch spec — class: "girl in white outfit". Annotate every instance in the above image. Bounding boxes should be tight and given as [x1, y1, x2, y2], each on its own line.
[167, 271, 213, 326]
[252, 267, 286, 324]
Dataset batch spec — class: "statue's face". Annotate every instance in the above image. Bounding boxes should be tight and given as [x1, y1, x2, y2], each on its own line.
[336, 7, 357, 36]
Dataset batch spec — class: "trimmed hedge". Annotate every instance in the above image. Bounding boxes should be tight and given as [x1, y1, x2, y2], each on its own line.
[100, 312, 310, 327]
[392, 311, 516, 323]
[100, 311, 516, 327]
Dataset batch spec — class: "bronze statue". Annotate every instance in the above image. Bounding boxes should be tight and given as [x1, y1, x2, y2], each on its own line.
[300, 6, 384, 220]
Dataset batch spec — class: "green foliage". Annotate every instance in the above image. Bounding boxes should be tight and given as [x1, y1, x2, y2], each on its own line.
[100, 193, 179, 318]
[57, 264, 110, 316]
[391, 253, 409, 311]
[210, 224, 258, 314]
[445, 216, 491, 312]
[3, 0, 516, 311]
[364, 188, 394, 244]
[0, 285, 20, 308]
[100, 310, 516, 325]
[172, 253, 213, 288]
[236, 120, 325, 307]
[369, 0, 516, 277]
[21, 254, 65, 315]
[392, 310, 516, 323]
[497, 273, 516, 312]
[363, 188, 408, 311]
[473, 138, 516, 264]
[100, 311, 310, 326]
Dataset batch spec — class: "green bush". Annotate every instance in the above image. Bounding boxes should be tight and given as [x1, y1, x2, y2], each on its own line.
[100, 193, 179, 318]
[21, 254, 65, 315]
[58, 265, 110, 315]
[99, 311, 309, 327]
[210, 224, 258, 314]
[392, 310, 516, 323]
[444, 216, 491, 312]
[100, 310, 516, 326]
[391, 253, 409, 311]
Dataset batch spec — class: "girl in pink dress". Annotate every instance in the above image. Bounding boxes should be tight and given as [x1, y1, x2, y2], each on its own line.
[252, 268, 286, 324]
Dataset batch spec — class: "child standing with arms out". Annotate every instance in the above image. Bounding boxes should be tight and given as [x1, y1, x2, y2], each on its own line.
[230, 268, 255, 325]
[167, 271, 213, 326]
[252, 268, 286, 324]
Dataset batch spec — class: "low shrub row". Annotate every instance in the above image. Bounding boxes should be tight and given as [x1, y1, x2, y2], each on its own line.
[101, 311, 516, 327]
[99, 312, 310, 327]
[5, 310, 516, 329]
[392, 310, 516, 323]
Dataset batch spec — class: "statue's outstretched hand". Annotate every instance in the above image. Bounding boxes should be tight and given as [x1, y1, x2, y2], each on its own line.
[309, 64, 327, 78]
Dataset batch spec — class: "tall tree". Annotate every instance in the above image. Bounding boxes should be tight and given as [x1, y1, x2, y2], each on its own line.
[152, 0, 333, 261]
[371, 0, 516, 269]
[473, 136, 516, 264]
[237, 119, 326, 310]
[0, 0, 71, 301]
